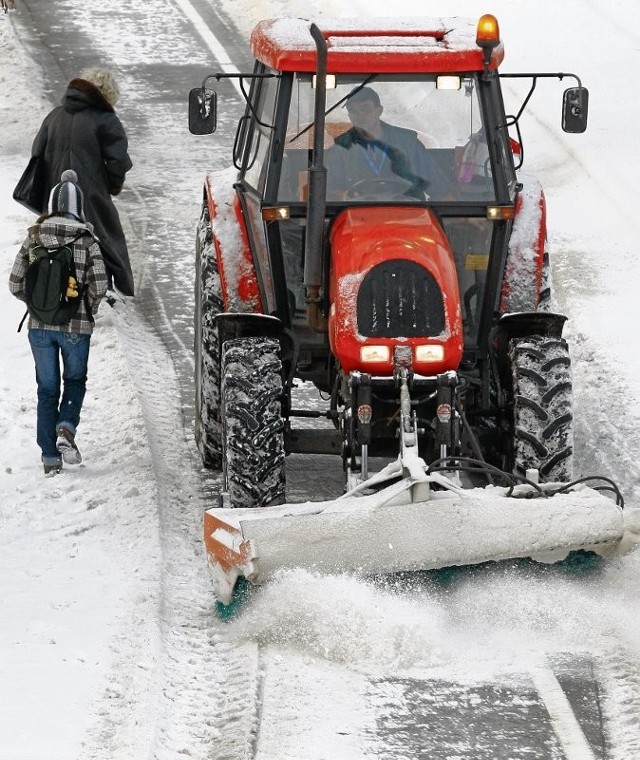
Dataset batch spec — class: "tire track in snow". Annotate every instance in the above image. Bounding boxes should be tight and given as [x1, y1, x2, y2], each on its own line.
[210, 641, 263, 760]
[110, 186, 240, 758]
[110, 292, 229, 760]
[118, 197, 266, 760]
[551, 245, 640, 506]
[599, 647, 640, 760]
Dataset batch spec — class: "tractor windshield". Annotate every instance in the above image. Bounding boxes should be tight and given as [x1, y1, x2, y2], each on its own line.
[278, 74, 497, 204]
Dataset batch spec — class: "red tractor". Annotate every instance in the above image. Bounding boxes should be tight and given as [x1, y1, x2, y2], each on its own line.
[186, 16, 634, 606]
[189, 15, 591, 505]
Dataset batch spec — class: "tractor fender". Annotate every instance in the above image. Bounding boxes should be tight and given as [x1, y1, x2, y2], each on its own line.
[204, 170, 262, 313]
[500, 175, 547, 313]
[492, 311, 568, 378]
[495, 311, 567, 342]
[216, 312, 284, 347]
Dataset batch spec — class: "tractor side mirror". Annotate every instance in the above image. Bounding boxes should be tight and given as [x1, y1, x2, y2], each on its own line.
[562, 87, 589, 133]
[189, 87, 217, 135]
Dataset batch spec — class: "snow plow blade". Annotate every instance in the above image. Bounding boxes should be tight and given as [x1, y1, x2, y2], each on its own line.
[204, 469, 636, 605]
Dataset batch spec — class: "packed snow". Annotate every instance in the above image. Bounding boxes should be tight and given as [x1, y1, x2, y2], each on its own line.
[2, 1, 640, 759]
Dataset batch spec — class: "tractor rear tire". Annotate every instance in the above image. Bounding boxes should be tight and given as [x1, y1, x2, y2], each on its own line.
[221, 337, 286, 508]
[195, 203, 223, 469]
[509, 335, 573, 482]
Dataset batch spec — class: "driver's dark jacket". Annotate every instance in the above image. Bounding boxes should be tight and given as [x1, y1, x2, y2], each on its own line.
[328, 121, 446, 198]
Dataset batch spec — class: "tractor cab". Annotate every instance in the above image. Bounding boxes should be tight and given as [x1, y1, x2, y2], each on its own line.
[190, 16, 586, 381]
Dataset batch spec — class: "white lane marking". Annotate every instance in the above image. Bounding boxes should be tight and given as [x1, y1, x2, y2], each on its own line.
[171, 0, 241, 92]
[530, 664, 597, 760]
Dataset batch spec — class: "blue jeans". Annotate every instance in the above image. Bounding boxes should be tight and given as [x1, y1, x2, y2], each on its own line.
[28, 329, 91, 465]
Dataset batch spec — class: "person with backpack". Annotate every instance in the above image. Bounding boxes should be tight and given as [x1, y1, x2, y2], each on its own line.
[9, 170, 108, 476]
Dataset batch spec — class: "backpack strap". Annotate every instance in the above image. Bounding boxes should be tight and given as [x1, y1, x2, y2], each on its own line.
[17, 310, 29, 333]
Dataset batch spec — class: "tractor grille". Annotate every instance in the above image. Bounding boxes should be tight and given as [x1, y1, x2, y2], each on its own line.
[357, 260, 445, 338]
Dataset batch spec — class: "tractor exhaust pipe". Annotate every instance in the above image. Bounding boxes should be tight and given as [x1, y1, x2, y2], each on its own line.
[304, 24, 328, 329]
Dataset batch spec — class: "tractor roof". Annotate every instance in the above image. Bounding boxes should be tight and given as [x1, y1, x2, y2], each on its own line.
[250, 17, 505, 74]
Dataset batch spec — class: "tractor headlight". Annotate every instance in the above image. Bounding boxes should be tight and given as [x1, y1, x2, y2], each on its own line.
[360, 345, 391, 364]
[415, 345, 445, 363]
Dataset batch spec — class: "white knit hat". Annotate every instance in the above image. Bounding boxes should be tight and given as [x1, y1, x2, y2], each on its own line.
[48, 169, 85, 221]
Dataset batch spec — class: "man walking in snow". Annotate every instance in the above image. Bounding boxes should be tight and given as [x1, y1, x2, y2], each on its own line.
[9, 171, 108, 475]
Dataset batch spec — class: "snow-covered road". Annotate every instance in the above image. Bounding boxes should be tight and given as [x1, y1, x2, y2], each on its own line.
[2, 0, 640, 758]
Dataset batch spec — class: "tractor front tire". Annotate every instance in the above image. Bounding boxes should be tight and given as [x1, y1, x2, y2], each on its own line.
[221, 337, 286, 508]
[509, 335, 574, 482]
[195, 203, 223, 469]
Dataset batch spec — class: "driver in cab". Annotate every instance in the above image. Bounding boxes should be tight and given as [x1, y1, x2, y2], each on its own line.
[327, 87, 447, 200]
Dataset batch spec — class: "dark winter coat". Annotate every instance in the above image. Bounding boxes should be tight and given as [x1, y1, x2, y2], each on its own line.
[31, 79, 134, 295]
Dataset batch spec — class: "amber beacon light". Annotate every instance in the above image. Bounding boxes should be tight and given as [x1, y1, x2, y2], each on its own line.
[476, 14, 500, 46]
[476, 14, 500, 68]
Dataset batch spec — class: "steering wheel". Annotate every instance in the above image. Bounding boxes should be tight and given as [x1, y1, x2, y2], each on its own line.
[344, 177, 423, 201]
